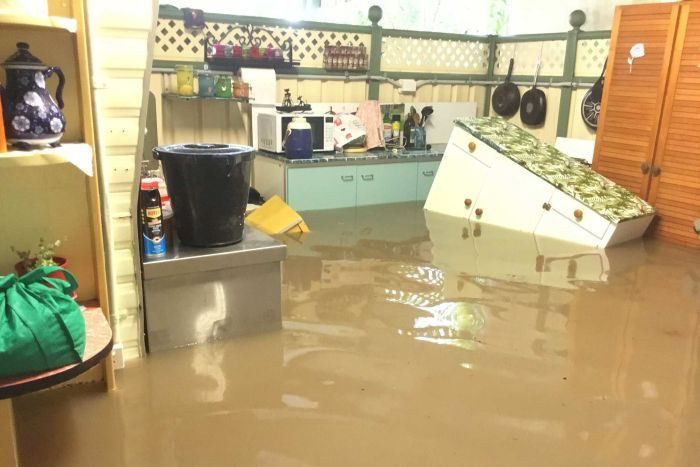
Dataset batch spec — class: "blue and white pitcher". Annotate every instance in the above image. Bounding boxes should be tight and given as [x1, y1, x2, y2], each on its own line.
[1, 42, 66, 149]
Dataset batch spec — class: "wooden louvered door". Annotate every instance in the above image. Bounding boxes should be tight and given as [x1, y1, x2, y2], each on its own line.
[593, 3, 680, 198]
[648, 3, 700, 248]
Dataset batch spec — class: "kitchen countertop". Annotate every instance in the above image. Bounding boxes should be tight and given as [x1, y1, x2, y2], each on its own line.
[142, 226, 287, 279]
[255, 144, 446, 167]
[455, 117, 656, 223]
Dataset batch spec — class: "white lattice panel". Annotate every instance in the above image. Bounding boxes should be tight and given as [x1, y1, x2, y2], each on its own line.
[154, 18, 370, 68]
[381, 36, 489, 74]
[494, 40, 567, 77]
[575, 38, 610, 78]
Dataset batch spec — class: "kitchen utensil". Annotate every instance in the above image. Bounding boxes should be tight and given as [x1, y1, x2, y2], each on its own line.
[581, 59, 607, 130]
[520, 48, 546, 126]
[492, 58, 521, 117]
[420, 106, 434, 126]
[0, 42, 66, 148]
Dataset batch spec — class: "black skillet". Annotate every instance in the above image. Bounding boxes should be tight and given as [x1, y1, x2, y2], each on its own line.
[520, 59, 546, 126]
[492, 58, 520, 117]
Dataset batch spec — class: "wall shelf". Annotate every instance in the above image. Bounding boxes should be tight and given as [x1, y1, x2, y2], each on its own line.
[162, 93, 253, 103]
[0, 143, 93, 170]
[0, 14, 77, 33]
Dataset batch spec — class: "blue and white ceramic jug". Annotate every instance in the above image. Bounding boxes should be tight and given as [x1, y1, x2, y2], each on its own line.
[1, 42, 66, 149]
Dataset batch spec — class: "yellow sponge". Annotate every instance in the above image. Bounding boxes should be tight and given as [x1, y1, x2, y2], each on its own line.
[245, 195, 310, 235]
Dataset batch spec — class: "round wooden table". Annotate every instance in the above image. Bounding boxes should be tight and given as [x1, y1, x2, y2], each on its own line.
[0, 307, 112, 466]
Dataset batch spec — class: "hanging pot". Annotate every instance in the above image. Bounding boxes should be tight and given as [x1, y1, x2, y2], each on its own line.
[581, 59, 607, 130]
[520, 54, 547, 126]
[491, 58, 521, 117]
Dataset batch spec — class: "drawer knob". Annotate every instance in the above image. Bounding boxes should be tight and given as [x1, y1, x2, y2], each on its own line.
[652, 166, 661, 177]
[468, 142, 477, 152]
[574, 209, 583, 220]
[640, 162, 650, 175]
[464, 198, 473, 207]
[542, 202, 551, 211]
[475, 208, 483, 217]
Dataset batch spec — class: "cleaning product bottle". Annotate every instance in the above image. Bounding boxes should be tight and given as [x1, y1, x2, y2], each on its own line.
[140, 180, 166, 258]
[391, 114, 401, 144]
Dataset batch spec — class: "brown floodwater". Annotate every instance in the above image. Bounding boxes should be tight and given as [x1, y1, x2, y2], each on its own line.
[13, 202, 700, 466]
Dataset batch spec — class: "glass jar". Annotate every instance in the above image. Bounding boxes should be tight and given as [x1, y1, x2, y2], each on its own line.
[198, 67, 215, 97]
[175, 65, 194, 96]
[215, 74, 232, 98]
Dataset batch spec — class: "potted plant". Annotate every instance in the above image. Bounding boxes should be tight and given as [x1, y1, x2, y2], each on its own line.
[11, 238, 68, 279]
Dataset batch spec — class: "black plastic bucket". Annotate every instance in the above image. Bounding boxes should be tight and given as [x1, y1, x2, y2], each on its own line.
[152, 143, 253, 247]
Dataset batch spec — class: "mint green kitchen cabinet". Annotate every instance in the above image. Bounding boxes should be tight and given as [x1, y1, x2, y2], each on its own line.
[356, 163, 418, 206]
[287, 166, 358, 211]
[253, 148, 444, 211]
[417, 161, 441, 200]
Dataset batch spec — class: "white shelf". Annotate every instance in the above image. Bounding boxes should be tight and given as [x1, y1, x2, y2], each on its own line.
[0, 14, 77, 33]
[0, 143, 93, 172]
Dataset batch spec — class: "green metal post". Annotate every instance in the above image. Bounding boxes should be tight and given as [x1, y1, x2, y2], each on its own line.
[368, 5, 383, 100]
[557, 10, 586, 137]
[484, 35, 497, 116]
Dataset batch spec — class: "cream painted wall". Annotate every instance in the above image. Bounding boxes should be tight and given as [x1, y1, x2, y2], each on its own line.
[505, 0, 663, 34]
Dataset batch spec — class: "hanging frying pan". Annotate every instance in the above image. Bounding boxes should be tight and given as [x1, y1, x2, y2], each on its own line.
[492, 58, 521, 117]
[581, 59, 607, 130]
[520, 49, 546, 126]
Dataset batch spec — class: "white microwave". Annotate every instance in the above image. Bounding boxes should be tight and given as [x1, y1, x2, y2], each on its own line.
[257, 112, 335, 153]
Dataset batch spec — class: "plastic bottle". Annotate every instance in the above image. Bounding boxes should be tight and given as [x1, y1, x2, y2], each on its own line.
[161, 193, 175, 251]
[140, 181, 166, 258]
[391, 114, 401, 140]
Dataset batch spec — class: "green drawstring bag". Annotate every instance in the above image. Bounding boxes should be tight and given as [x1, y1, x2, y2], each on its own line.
[0, 266, 85, 378]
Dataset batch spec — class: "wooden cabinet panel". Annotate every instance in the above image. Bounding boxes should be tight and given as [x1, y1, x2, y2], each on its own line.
[593, 2, 680, 199]
[648, 2, 700, 248]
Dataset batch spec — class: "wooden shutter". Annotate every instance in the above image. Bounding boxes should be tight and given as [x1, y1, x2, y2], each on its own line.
[648, 3, 700, 248]
[593, 3, 680, 198]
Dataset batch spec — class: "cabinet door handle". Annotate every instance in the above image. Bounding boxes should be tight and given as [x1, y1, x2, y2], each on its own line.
[574, 209, 584, 220]
[475, 208, 483, 217]
[422, 170, 435, 176]
[542, 202, 551, 211]
[361, 174, 374, 181]
[652, 166, 661, 177]
[341, 175, 354, 182]
[468, 141, 477, 152]
[464, 198, 473, 207]
[640, 162, 650, 175]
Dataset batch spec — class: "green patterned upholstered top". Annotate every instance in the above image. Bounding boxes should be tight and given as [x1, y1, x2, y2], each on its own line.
[454, 117, 655, 223]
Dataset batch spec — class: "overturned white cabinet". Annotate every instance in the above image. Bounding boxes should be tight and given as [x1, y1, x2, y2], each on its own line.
[425, 117, 656, 248]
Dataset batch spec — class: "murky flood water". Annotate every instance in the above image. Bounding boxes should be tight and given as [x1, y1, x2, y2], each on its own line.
[14, 203, 700, 466]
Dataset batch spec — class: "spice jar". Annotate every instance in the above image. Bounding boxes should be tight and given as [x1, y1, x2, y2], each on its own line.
[175, 64, 194, 96]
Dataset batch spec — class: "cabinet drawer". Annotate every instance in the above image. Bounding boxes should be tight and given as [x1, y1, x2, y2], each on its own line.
[469, 157, 554, 232]
[448, 126, 500, 168]
[357, 162, 418, 206]
[548, 191, 611, 239]
[287, 166, 357, 211]
[417, 161, 441, 200]
[424, 149, 486, 218]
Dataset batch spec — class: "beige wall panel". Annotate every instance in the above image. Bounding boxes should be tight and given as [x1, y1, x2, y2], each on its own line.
[297, 80, 323, 102]
[490, 86, 562, 144]
[0, 165, 97, 299]
[567, 88, 597, 141]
